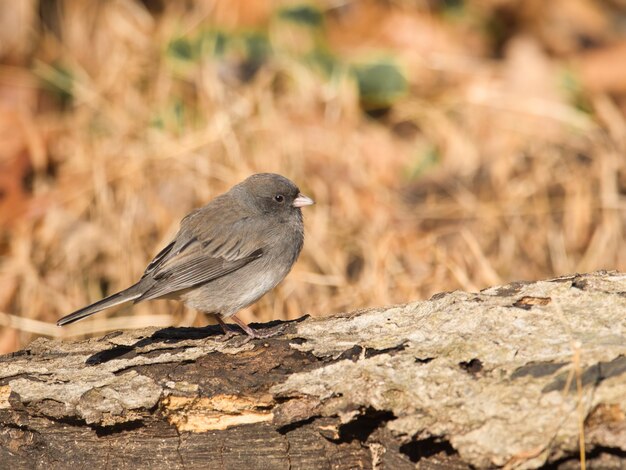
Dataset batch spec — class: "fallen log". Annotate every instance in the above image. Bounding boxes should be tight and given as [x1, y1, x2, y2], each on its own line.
[1, 271, 626, 469]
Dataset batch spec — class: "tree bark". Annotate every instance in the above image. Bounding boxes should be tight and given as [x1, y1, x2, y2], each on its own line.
[2, 271, 626, 469]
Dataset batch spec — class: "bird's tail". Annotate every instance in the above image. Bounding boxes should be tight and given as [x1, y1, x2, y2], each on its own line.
[56, 284, 142, 326]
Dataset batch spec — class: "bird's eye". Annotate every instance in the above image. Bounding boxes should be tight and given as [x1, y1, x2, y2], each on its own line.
[274, 194, 284, 203]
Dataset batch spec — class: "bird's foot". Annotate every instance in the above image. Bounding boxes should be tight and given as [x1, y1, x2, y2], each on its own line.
[214, 314, 286, 343]
[212, 314, 242, 342]
[217, 328, 241, 342]
[230, 314, 286, 340]
[245, 324, 286, 339]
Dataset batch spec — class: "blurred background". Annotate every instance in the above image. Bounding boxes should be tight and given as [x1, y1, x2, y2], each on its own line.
[1, 0, 625, 353]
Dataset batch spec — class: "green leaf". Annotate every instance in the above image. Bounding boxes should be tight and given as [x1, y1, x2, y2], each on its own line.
[167, 37, 197, 61]
[306, 48, 340, 76]
[278, 4, 324, 27]
[37, 61, 74, 107]
[197, 29, 229, 57]
[352, 60, 408, 109]
[243, 32, 271, 61]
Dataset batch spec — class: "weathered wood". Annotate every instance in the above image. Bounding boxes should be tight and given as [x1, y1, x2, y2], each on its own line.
[2, 271, 626, 469]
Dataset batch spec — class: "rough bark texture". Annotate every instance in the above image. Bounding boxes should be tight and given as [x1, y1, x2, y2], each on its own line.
[2, 271, 626, 469]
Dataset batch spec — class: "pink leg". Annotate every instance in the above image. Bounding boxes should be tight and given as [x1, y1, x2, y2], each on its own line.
[212, 314, 239, 340]
[230, 314, 284, 339]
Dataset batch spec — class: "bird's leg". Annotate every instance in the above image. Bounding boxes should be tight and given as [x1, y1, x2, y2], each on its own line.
[212, 314, 239, 341]
[230, 314, 284, 339]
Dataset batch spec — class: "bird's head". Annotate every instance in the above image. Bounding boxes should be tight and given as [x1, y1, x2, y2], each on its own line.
[237, 173, 314, 217]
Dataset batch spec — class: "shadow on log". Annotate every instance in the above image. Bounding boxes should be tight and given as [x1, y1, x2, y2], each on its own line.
[2, 271, 626, 469]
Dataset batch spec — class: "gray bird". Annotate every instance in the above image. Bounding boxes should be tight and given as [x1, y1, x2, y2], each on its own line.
[57, 173, 314, 338]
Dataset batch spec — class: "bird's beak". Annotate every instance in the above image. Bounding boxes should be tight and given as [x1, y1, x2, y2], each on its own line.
[293, 193, 314, 208]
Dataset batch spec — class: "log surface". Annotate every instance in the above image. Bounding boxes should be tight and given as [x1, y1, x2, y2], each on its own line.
[2, 271, 626, 469]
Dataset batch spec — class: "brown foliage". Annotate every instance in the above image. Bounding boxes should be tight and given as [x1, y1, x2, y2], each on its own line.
[0, 0, 625, 352]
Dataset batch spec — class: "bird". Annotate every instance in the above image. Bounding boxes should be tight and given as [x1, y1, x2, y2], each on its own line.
[57, 173, 314, 338]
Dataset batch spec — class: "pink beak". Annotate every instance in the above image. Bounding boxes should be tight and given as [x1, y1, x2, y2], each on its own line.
[292, 193, 314, 208]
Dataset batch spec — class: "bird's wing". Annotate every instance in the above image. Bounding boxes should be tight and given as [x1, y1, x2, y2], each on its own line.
[135, 204, 267, 302]
[136, 243, 263, 302]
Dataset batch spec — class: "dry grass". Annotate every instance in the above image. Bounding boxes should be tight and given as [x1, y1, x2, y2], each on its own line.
[0, 0, 625, 353]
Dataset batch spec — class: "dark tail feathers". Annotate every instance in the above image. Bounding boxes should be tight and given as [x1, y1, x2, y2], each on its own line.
[56, 285, 142, 326]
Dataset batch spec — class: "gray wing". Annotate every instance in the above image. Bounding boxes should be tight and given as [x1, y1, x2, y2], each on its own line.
[136, 243, 262, 301]
[135, 206, 267, 302]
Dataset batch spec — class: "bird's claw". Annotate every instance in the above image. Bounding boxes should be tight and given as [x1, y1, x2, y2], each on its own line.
[216, 320, 286, 344]
[217, 328, 240, 342]
[247, 324, 286, 339]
